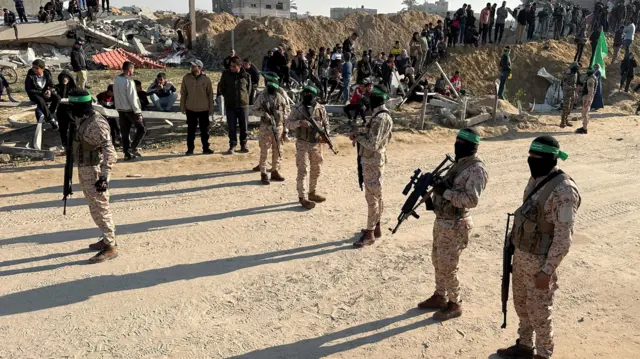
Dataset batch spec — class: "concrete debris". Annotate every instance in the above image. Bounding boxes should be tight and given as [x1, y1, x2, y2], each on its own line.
[0, 153, 11, 163]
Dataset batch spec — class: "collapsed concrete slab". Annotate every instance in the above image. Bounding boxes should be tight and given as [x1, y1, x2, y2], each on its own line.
[0, 21, 77, 47]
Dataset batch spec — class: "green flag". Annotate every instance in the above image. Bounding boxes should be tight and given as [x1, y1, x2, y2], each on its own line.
[590, 31, 609, 79]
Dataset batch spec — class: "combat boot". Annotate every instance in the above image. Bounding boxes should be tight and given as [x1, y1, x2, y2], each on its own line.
[299, 197, 316, 209]
[308, 192, 326, 203]
[261, 173, 270, 185]
[252, 165, 260, 172]
[417, 293, 447, 310]
[374, 222, 382, 238]
[89, 239, 111, 251]
[353, 230, 375, 248]
[89, 245, 118, 264]
[271, 170, 285, 182]
[433, 301, 462, 321]
[496, 340, 534, 359]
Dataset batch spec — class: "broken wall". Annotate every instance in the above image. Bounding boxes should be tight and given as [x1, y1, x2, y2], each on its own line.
[0, 0, 42, 16]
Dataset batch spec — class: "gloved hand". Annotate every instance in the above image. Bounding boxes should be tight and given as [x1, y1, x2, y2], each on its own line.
[431, 181, 448, 196]
[95, 176, 109, 192]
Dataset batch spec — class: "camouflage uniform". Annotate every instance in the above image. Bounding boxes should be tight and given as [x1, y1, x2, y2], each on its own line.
[74, 112, 118, 244]
[581, 74, 596, 130]
[286, 102, 328, 200]
[355, 105, 393, 230]
[560, 71, 577, 127]
[511, 169, 581, 358]
[251, 89, 290, 173]
[430, 155, 488, 303]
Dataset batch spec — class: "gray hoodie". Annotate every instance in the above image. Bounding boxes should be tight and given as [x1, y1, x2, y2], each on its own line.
[113, 73, 141, 114]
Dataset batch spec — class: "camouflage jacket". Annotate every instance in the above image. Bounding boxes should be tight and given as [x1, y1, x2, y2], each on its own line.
[521, 168, 581, 274]
[286, 102, 329, 144]
[355, 105, 393, 166]
[74, 112, 117, 180]
[251, 90, 290, 128]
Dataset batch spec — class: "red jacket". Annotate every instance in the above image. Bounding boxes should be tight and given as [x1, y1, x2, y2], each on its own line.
[349, 86, 365, 104]
[450, 75, 462, 91]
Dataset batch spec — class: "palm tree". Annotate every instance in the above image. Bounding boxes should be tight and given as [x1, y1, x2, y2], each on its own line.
[401, 0, 419, 11]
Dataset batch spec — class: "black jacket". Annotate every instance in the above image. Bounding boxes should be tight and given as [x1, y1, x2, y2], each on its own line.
[268, 51, 287, 73]
[261, 55, 270, 72]
[216, 70, 250, 109]
[53, 70, 77, 100]
[70, 46, 87, 72]
[622, 57, 638, 77]
[500, 54, 511, 72]
[290, 57, 308, 76]
[517, 8, 528, 25]
[25, 68, 54, 97]
[245, 64, 260, 86]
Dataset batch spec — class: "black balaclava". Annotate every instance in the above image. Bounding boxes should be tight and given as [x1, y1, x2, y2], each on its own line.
[266, 81, 278, 95]
[528, 136, 559, 179]
[68, 89, 94, 119]
[454, 127, 480, 161]
[301, 90, 316, 107]
[369, 84, 389, 110]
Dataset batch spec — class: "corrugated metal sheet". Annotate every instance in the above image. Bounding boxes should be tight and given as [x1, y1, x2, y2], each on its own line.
[92, 48, 165, 70]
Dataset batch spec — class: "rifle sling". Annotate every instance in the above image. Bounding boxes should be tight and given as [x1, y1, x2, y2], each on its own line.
[522, 170, 564, 205]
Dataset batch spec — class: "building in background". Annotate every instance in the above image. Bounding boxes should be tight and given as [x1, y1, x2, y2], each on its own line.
[212, 0, 291, 19]
[422, 0, 449, 17]
[330, 6, 377, 20]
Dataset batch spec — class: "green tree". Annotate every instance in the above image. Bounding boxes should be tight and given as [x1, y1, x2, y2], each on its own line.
[401, 0, 420, 10]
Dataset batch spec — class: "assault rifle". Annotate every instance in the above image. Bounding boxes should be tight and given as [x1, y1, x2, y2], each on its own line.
[265, 101, 282, 158]
[347, 118, 366, 191]
[501, 213, 515, 329]
[62, 122, 76, 215]
[389, 154, 454, 234]
[293, 106, 338, 155]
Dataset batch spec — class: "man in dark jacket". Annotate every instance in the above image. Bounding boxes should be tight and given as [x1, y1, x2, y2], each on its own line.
[261, 50, 273, 73]
[612, 25, 624, 64]
[269, 47, 289, 87]
[290, 50, 309, 84]
[25, 59, 60, 129]
[242, 58, 260, 105]
[356, 51, 372, 84]
[456, 5, 468, 45]
[223, 50, 236, 70]
[217, 56, 251, 154]
[620, 54, 638, 91]
[553, 4, 567, 39]
[498, 46, 511, 100]
[516, 5, 529, 44]
[526, 3, 537, 41]
[13, 0, 27, 23]
[53, 69, 76, 146]
[70, 39, 87, 89]
[3, 8, 16, 26]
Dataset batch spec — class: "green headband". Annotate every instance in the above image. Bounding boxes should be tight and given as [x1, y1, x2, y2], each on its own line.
[262, 73, 280, 83]
[530, 141, 568, 161]
[303, 85, 318, 95]
[266, 81, 279, 89]
[457, 129, 480, 144]
[69, 94, 92, 103]
[371, 87, 390, 100]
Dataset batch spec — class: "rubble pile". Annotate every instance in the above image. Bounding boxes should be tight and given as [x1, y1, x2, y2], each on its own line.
[194, 11, 442, 67]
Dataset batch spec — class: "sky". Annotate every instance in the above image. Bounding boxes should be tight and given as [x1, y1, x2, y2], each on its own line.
[110, 0, 524, 17]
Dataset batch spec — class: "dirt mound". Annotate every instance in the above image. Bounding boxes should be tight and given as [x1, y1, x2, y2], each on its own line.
[210, 11, 441, 65]
[153, 11, 241, 36]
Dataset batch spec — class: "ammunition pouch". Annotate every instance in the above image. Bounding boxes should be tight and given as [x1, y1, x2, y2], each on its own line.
[73, 116, 100, 167]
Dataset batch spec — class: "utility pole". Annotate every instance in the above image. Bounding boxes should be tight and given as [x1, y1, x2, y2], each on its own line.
[189, 0, 196, 46]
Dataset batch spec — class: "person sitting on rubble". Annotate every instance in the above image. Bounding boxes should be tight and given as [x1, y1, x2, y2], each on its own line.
[147, 73, 178, 112]
[395, 49, 411, 76]
[53, 70, 76, 147]
[68, 0, 83, 21]
[344, 78, 372, 121]
[290, 50, 309, 85]
[96, 84, 121, 147]
[3, 8, 16, 26]
[53, 0, 64, 20]
[86, 0, 99, 21]
[435, 74, 451, 96]
[0, 72, 12, 102]
[133, 80, 151, 110]
[38, 6, 49, 23]
[449, 71, 462, 92]
[25, 59, 60, 129]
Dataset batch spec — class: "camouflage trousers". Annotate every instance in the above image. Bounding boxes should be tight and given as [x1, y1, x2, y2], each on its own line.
[432, 217, 472, 304]
[513, 249, 558, 358]
[258, 124, 283, 173]
[560, 89, 574, 123]
[295, 140, 323, 199]
[78, 165, 116, 245]
[363, 163, 384, 230]
[581, 96, 593, 129]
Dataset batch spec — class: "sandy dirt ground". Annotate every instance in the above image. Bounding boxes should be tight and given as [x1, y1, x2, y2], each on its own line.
[1, 109, 640, 359]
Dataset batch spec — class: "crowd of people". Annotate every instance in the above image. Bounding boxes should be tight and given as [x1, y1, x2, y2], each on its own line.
[2, 0, 112, 26]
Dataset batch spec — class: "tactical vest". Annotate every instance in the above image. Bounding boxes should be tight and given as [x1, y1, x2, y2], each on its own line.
[512, 172, 580, 255]
[563, 71, 577, 89]
[432, 155, 484, 220]
[73, 115, 100, 167]
[296, 104, 323, 143]
[261, 93, 284, 126]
